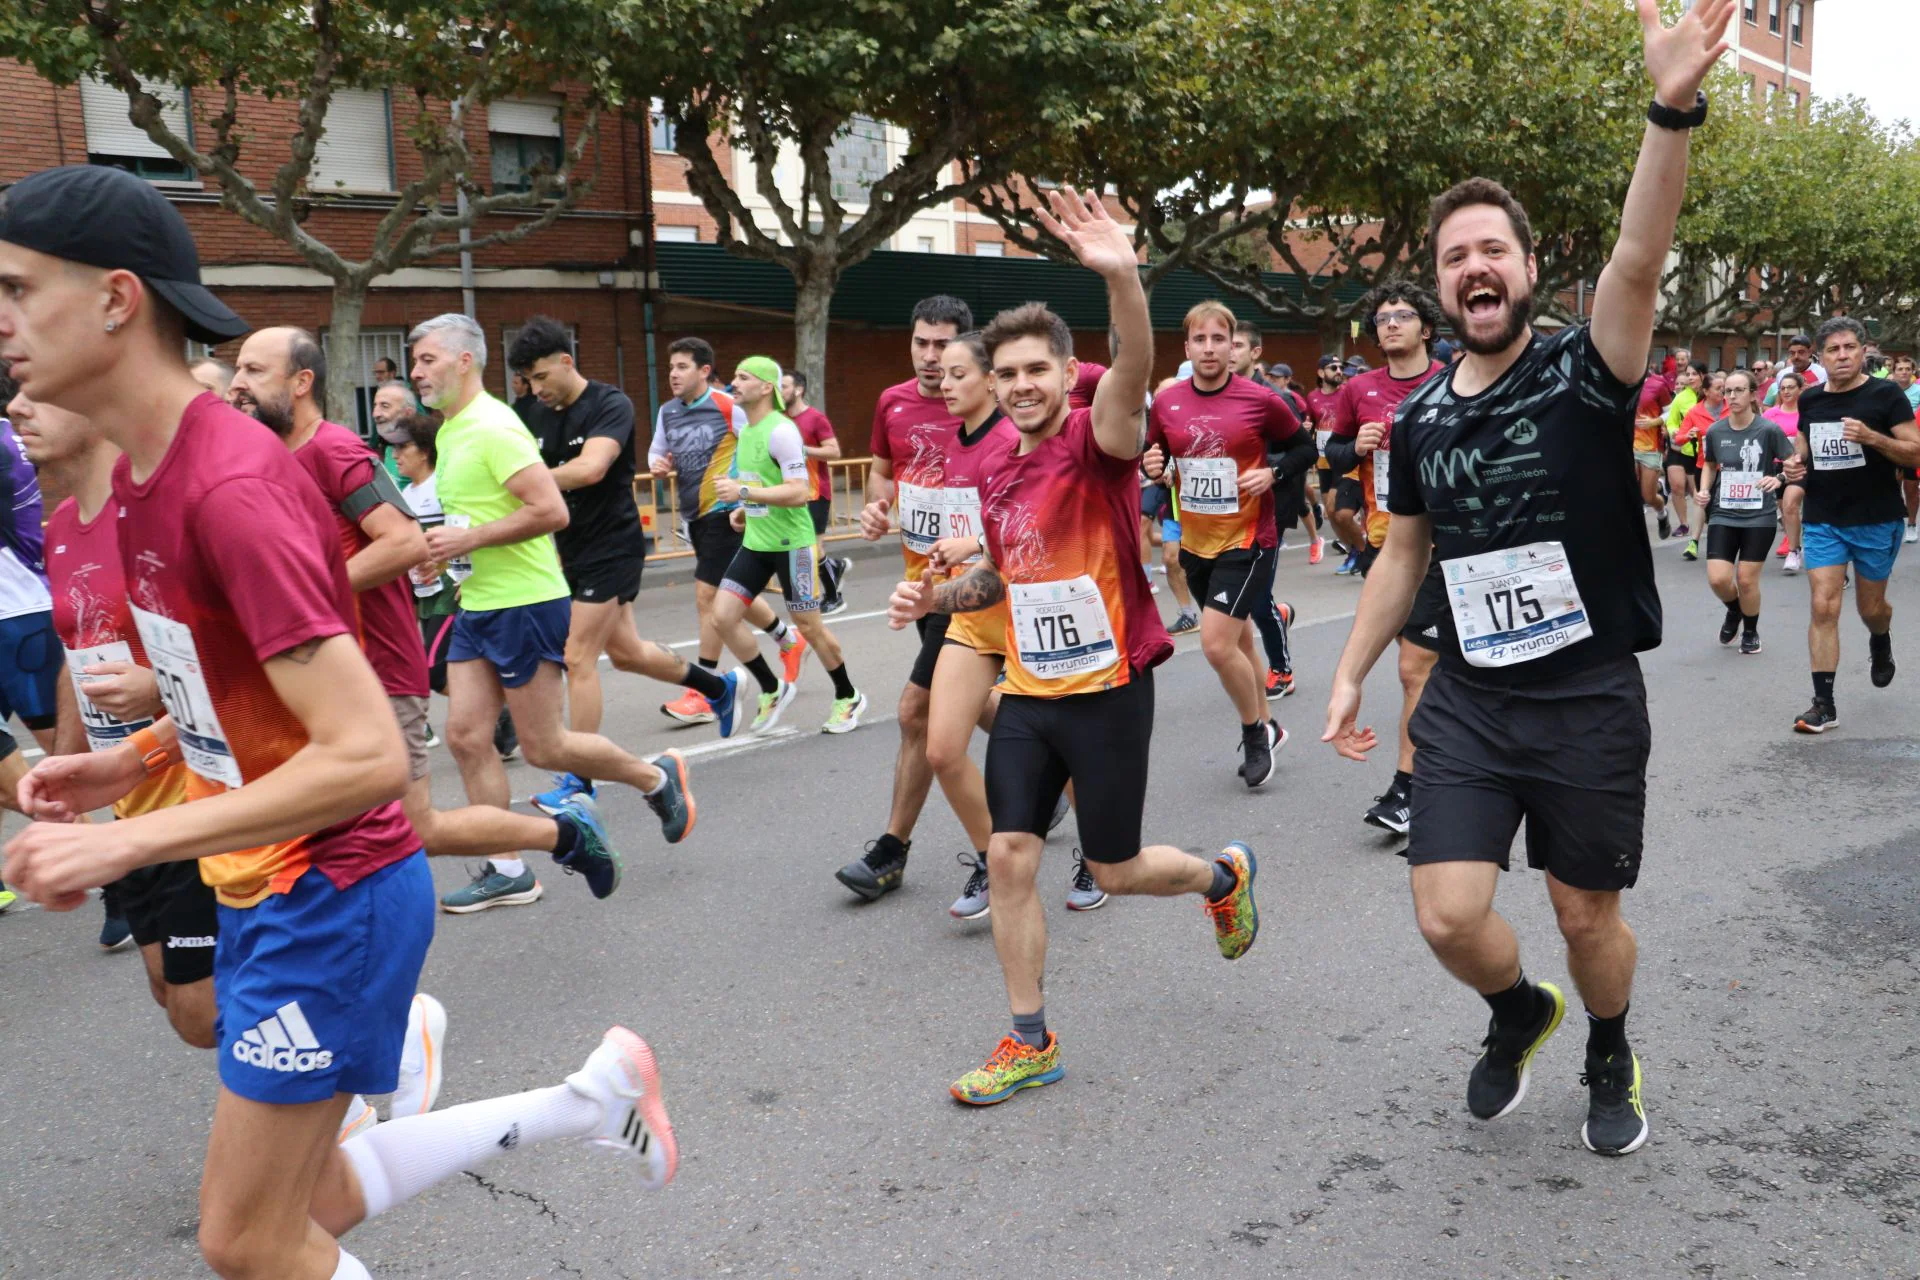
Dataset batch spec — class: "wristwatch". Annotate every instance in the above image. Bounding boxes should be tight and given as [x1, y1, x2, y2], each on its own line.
[740, 485, 751, 503]
[1647, 91, 1708, 131]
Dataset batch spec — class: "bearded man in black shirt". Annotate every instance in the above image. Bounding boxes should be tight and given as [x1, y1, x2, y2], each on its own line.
[1323, 0, 1739, 1159]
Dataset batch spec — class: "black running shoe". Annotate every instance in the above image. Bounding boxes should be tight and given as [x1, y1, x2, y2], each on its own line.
[1870, 633, 1895, 688]
[1361, 783, 1411, 836]
[1580, 1050, 1649, 1156]
[1466, 981, 1565, 1121]
[1718, 605, 1741, 646]
[836, 838, 909, 901]
[1739, 631, 1762, 656]
[1793, 700, 1838, 734]
[1656, 509, 1671, 540]
[494, 707, 520, 761]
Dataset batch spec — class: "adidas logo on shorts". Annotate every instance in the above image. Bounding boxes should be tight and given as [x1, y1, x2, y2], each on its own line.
[231, 1001, 334, 1073]
[1214, 591, 1230, 603]
[1422, 626, 1439, 638]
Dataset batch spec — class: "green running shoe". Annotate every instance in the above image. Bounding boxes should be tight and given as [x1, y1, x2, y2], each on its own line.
[1204, 841, 1259, 959]
[950, 1032, 1063, 1105]
[440, 861, 543, 914]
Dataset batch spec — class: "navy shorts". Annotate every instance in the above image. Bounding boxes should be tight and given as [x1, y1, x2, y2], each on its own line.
[0, 610, 61, 730]
[447, 597, 571, 688]
[216, 852, 434, 1104]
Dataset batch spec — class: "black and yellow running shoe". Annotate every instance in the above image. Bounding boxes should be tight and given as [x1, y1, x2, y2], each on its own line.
[1466, 980, 1565, 1120]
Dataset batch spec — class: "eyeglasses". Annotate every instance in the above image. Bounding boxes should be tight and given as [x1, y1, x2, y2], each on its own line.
[1374, 309, 1420, 327]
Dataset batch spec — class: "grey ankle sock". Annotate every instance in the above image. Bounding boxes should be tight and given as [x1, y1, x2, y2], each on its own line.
[1012, 1008, 1047, 1048]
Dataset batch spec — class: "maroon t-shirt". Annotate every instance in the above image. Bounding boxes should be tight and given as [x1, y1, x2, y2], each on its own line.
[870, 378, 962, 577]
[1145, 374, 1305, 557]
[1070, 361, 1108, 410]
[789, 405, 836, 501]
[113, 394, 417, 906]
[292, 421, 430, 698]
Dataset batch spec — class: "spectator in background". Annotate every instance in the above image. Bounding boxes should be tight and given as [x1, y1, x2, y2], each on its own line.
[190, 357, 234, 399]
[373, 356, 399, 383]
[1765, 334, 1824, 405]
[372, 379, 423, 484]
[510, 367, 539, 426]
[779, 367, 850, 615]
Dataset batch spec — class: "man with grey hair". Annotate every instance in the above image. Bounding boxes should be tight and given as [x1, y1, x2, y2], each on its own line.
[190, 356, 234, 399]
[1790, 314, 1920, 733]
[410, 313, 701, 912]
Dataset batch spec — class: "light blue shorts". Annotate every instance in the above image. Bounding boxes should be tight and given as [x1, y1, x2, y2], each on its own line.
[1802, 520, 1902, 580]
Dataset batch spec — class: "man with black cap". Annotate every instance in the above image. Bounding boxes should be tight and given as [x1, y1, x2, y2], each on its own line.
[0, 165, 681, 1280]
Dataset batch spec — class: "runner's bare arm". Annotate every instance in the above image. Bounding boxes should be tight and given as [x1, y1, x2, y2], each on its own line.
[1850, 417, 1920, 469]
[930, 555, 1007, 615]
[51, 666, 84, 758]
[1325, 514, 1433, 761]
[347, 501, 430, 593]
[1589, 0, 1734, 384]
[428, 462, 568, 561]
[550, 437, 624, 491]
[1035, 187, 1151, 459]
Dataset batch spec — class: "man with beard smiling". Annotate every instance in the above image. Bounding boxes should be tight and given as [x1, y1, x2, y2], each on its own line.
[1324, 0, 1738, 1159]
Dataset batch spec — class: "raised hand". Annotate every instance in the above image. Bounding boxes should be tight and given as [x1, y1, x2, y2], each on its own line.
[1638, 0, 1733, 109]
[1033, 186, 1137, 279]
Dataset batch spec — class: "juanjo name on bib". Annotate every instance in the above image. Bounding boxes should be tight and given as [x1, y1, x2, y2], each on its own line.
[1443, 540, 1593, 669]
[129, 604, 244, 789]
[1009, 575, 1119, 681]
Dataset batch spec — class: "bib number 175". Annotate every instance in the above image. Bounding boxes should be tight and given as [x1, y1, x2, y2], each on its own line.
[1482, 583, 1545, 632]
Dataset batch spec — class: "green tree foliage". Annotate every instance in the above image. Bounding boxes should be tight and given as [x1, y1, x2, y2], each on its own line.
[0, 0, 643, 420]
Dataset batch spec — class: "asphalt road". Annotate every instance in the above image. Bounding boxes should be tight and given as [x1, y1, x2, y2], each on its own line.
[4, 528, 1919, 1280]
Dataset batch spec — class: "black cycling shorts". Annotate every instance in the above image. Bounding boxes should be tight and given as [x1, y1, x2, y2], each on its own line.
[1664, 448, 1698, 474]
[1705, 523, 1776, 564]
[908, 611, 951, 690]
[1400, 561, 1448, 652]
[985, 670, 1153, 864]
[1407, 657, 1650, 892]
[113, 861, 219, 985]
[1179, 545, 1276, 620]
[808, 497, 832, 537]
[564, 554, 643, 605]
[688, 511, 743, 587]
[1334, 476, 1364, 513]
[720, 543, 823, 614]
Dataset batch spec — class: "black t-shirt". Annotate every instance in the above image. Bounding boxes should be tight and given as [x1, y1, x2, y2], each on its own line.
[1388, 324, 1660, 685]
[1796, 376, 1917, 527]
[525, 380, 641, 562]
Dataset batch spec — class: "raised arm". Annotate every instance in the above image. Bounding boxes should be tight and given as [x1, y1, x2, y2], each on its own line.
[1034, 187, 1152, 459]
[1589, 0, 1735, 383]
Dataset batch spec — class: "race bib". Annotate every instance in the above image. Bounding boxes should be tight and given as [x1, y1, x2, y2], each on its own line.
[943, 486, 985, 560]
[1009, 575, 1119, 681]
[1717, 469, 1764, 511]
[1442, 541, 1592, 669]
[896, 481, 943, 555]
[1371, 447, 1391, 509]
[64, 641, 155, 755]
[1315, 429, 1333, 456]
[1175, 456, 1238, 516]
[129, 605, 243, 789]
[443, 513, 474, 583]
[1808, 420, 1864, 471]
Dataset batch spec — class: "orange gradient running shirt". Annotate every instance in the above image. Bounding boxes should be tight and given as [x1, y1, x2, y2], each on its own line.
[871, 378, 962, 580]
[1324, 360, 1445, 549]
[1146, 374, 1307, 559]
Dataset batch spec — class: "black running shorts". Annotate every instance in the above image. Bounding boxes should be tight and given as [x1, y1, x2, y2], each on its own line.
[1406, 657, 1649, 892]
[1334, 476, 1364, 513]
[1705, 523, 1776, 564]
[114, 861, 219, 985]
[1179, 545, 1276, 620]
[1400, 561, 1448, 652]
[908, 610, 951, 690]
[808, 497, 832, 537]
[564, 553, 643, 605]
[1664, 447, 1699, 475]
[688, 511, 743, 588]
[985, 671, 1152, 864]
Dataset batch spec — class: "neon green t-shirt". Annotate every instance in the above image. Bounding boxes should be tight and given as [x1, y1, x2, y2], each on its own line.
[434, 391, 569, 611]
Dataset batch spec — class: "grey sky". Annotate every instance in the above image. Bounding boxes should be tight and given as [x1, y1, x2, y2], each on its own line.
[1811, 0, 1919, 133]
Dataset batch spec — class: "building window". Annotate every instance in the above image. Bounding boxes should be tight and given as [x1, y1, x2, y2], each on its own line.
[1767, 0, 1779, 34]
[1790, 89, 1802, 111]
[310, 88, 394, 193]
[654, 224, 698, 243]
[973, 241, 1005, 258]
[1790, 2, 1803, 43]
[827, 116, 887, 207]
[1735, 348, 1749, 369]
[1742, 0, 1756, 21]
[650, 98, 677, 154]
[81, 75, 195, 182]
[320, 329, 408, 439]
[915, 236, 935, 253]
[1766, 82, 1779, 102]
[1708, 348, 1723, 371]
[488, 97, 564, 194]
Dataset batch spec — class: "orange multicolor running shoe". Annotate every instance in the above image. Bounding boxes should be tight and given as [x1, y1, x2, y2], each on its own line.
[950, 1033, 1063, 1105]
[780, 630, 810, 685]
[1205, 841, 1259, 960]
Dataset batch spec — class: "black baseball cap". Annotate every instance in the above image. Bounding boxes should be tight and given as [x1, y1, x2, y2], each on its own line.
[1271, 363, 1293, 379]
[1317, 355, 1341, 369]
[0, 165, 248, 344]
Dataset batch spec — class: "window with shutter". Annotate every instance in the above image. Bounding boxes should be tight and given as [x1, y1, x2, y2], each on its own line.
[310, 88, 394, 194]
[82, 76, 195, 182]
[488, 97, 565, 194]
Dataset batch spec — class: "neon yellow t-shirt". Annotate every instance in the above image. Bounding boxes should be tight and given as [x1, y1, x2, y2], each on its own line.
[434, 391, 569, 611]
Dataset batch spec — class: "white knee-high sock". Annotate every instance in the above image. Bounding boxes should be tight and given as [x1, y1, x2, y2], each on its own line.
[340, 1085, 601, 1221]
[332, 1246, 373, 1278]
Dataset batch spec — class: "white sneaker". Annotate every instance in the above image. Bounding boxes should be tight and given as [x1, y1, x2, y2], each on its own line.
[390, 992, 448, 1119]
[1783, 550, 1802, 575]
[337, 1094, 378, 1144]
[565, 1027, 678, 1190]
[1907, 524, 1919, 545]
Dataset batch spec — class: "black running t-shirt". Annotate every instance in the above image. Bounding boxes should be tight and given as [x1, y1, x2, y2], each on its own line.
[1387, 324, 1660, 685]
[1796, 376, 1917, 527]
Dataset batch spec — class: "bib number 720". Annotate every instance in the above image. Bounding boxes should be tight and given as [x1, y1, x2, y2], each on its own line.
[1483, 584, 1545, 632]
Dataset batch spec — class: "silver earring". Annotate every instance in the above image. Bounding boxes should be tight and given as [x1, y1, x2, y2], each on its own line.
[104, 320, 117, 333]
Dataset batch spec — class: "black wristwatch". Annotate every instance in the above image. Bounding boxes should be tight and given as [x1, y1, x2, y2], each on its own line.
[1647, 92, 1708, 132]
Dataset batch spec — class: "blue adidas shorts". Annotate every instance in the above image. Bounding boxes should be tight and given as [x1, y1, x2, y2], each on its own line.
[1803, 520, 1902, 581]
[448, 597, 570, 688]
[0, 610, 61, 730]
[215, 852, 434, 1105]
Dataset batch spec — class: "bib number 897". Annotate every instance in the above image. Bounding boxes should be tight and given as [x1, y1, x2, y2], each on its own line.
[1483, 584, 1545, 632]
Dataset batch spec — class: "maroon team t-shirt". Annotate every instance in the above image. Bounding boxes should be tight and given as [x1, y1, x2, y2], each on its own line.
[1146, 374, 1304, 558]
[113, 393, 418, 907]
[870, 378, 962, 578]
[789, 404, 836, 501]
[293, 420, 431, 698]
[1070, 361, 1108, 410]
